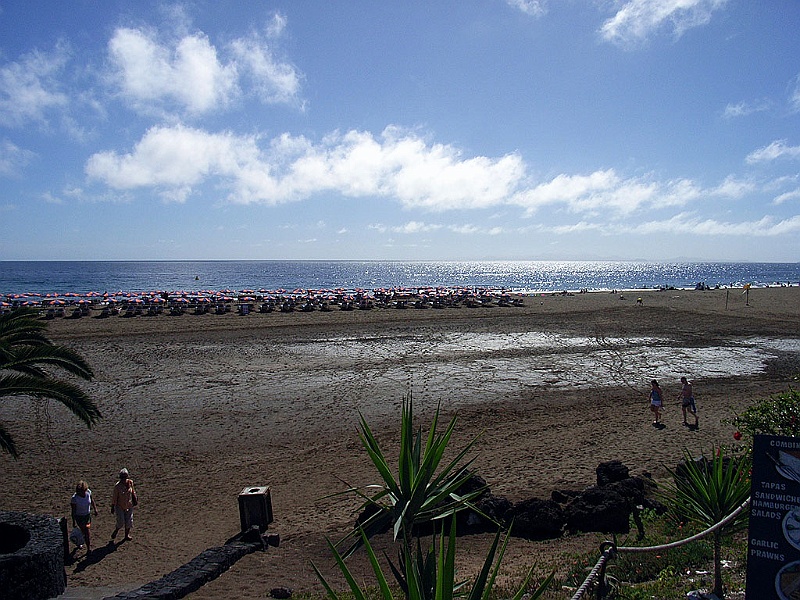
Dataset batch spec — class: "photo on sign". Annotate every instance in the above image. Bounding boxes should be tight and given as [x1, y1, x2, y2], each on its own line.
[784, 509, 800, 552]
[776, 560, 800, 600]
[768, 450, 800, 484]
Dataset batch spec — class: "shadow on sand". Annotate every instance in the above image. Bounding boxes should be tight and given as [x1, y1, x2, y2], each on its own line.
[71, 540, 121, 573]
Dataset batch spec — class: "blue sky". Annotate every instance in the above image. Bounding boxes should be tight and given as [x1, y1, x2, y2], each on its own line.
[1, 1, 799, 262]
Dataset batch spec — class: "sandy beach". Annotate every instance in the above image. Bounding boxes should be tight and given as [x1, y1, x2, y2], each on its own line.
[2, 286, 800, 598]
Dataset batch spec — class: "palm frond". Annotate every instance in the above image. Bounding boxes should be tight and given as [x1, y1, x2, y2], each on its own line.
[0, 422, 20, 458]
[0, 309, 51, 352]
[0, 373, 101, 426]
[1, 344, 94, 379]
[1, 307, 100, 457]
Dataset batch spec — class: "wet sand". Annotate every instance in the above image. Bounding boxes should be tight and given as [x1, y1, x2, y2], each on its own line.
[2, 286, 799, 598]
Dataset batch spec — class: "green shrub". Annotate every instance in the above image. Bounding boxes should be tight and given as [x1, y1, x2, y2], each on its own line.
[731, 386, 800, 448]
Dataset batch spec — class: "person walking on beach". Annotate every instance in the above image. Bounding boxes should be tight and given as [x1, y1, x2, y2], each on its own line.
[649, 379, 664, 426]
[678, 376, 699, 428]
[71, 480, 98, 553]
[111, 468, 136, 541]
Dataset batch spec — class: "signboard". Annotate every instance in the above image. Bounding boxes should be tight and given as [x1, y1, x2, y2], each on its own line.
[748, 434, 800, 599]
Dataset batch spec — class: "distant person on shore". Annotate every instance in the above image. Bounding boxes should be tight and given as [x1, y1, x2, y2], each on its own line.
[649, 379, 664, 425]
[71, 480, 98, 553]
[111, 468, 136, 541]
[678, 376, 699, 428]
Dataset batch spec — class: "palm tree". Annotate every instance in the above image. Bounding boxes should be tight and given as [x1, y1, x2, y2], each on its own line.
[0, 307, 100, 457]
[662, 448, 750, 599]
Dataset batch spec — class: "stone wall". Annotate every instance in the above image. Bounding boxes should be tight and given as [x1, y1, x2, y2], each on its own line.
[102, 528, 276, 600]
[0, 511, 66, 600]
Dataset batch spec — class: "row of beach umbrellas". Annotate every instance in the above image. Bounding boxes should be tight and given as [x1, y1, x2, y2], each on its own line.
[2, 286, 522, 309]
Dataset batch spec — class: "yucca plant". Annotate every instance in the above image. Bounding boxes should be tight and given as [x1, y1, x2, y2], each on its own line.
[313, 517, 554, 600]
[338, 394, 486, 557]
[661, 448, 750, 599]
[316, 394, 553, 600]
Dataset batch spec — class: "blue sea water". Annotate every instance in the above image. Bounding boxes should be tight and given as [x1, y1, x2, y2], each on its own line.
[1, 260, 799, 296]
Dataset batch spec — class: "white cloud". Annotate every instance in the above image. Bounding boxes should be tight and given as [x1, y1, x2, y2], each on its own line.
[746, 140, 800, 164]
[284, 127, 524, 209]
[600, 0, 728, 47]
[107, 17, 301, 116]
[41, 191, 64, 205]
[448, 224, 480, 234]
[710, 176, 755, 198]
[85, 124, 263, 202]
[506, 0, 546, 18]
[373, 222, 506, 236]
[722, 99, 771, 119]
[446, 223, 507, 235]
[631, 213, 800, 237]
[0, 44, 70, 127]
[229, 16, 302, 106]
[510, 169, 664, 215]
[511, 171, 755, 218]
[86, 123, 775, 231]
[511, 169, 619, 211]
[773, 189, 800, 205]
[0, 139, 35, 177]
[790, 74, 800, 113]
[108, 27, 237, 116]
[267, 13, 288, 38]
[393, 221, 442, 234]
[381, 131, 525, 211]
[658, 178, 702, 206]
[84, 124, 527, 208]
[549, 221, 602, 234]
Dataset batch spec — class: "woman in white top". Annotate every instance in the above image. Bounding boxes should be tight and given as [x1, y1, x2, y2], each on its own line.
[71, 480, 98, 553]
[649, 379, 664, 425]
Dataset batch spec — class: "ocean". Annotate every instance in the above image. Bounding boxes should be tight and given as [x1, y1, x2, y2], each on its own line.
[1, 260, 799, 296]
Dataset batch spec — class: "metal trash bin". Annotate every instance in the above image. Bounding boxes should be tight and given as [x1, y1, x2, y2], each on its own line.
[238, 486, 273, 532]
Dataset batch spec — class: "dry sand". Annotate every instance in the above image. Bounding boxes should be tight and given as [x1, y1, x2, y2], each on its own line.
[2, 286, 800, 598]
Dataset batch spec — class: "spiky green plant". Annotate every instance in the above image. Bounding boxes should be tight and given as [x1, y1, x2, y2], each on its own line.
[317, 394, 553, 600]
[313, 518, 553, 600]
[0, 307, 100, 457]
[338, 394, 486, 557]
[661, 448, 750, 599]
